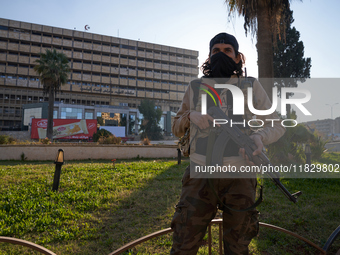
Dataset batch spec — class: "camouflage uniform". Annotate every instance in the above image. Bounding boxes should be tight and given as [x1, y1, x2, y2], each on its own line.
[170, 163, 259, 255]
[171, 76, 285, 254]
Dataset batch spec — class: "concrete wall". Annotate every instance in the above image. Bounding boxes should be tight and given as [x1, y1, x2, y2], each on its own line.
[0, 131, 31, 141]
[0, 144, 178, 161]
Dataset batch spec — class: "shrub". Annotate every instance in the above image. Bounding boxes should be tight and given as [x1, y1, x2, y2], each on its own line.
[311, 134, 328, 160]
[92, 129, 113, 142]
[39, 137, 51, 144]
[20, 152, 27, 161]
[98, 135, 121, 144]
[141, 137, 151, 145]
[138, 100, 163, 140]
[0, 135, 17, 144]
[267, 121, 316, 164]
[0, 135, 9, 144]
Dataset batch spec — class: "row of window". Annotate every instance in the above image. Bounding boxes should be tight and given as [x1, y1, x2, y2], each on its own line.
[0, 106, 21, 115]
[1, 60, 191, 73]
[0, 95, 110, 106]
[0, 45, 198, 69]
[73, 81, 181, 92]
[170, 106, 180, 112]
[70, 70, 193, 80]
[73, 65, 194, 77]
[0, 75, 186, 96]
[0, 73, 190, 87]
[0, 26, 197, 59]
[0, 120, 21, 127]
[1, 95, 180, 113]
[0, 73, 39, 81]
[72, 60, 196, 72]
[0, 94, 45, 102]
[0, 60, 196, 79]
[0, 97, 109, 109]
[0, 88, 179, 104]
[0, 99, 179, 121]
[58, 107, 90, 119]
[135, 88, 169, 93]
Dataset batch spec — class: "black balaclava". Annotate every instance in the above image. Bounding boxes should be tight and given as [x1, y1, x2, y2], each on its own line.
[209, 32, 240, 78]
[210, 52, 238, 78]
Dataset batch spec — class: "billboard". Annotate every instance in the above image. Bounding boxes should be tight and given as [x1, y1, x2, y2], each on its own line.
[31, 119, 97, 140]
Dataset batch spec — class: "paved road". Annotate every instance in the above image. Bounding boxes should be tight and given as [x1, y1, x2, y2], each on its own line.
[325, 142, 340, 152]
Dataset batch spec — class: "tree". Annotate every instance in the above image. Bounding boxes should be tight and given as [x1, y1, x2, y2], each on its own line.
[97, 116, 104, 126]
[120, 114, 135, 135]
[34, 49, 70, 141]
[225, 0, 291, 100]
[273, 10, 311, 117]
[138, 100, 163, 140]
[92, 129, 113, 142]
[267, 110, 315, 164]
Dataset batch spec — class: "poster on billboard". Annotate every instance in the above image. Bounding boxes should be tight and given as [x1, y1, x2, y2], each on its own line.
[31, 119, 97, 140]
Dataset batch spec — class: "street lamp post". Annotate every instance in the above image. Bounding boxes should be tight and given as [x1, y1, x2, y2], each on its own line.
[305, 143, 312, 167]
[52, 149, 64, 191]
[326, 103, 339, 141]
[326, 103, 339, 120]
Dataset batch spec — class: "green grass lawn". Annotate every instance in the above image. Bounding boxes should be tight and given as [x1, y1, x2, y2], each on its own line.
[0, 154, 339, 254]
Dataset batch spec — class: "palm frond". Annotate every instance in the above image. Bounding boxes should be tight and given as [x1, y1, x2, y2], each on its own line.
[225, 0, 291, 41]
[34, 49, 70, 95]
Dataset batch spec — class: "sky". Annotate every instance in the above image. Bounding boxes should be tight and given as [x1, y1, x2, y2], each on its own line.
[1, 0, 340, 122]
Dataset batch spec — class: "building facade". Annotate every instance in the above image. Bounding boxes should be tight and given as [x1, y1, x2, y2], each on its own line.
[304, 117, 340, 138]
[0, 18, 199, 131]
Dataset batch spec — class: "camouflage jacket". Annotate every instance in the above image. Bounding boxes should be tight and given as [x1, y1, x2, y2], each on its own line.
[172, 75, 285, 164]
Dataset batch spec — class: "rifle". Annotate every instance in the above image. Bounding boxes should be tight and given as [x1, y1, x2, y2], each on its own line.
[207, 106, 302, 203]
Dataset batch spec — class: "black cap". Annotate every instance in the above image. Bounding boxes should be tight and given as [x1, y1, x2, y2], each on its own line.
[209, 32, 239, 53]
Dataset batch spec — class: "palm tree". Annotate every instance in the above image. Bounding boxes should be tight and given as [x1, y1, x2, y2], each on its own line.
[225, 0, 291, 100]
[34, 49, 70, 141]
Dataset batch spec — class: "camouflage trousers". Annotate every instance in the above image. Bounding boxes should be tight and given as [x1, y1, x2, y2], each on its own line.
[170, 164, 259, 255]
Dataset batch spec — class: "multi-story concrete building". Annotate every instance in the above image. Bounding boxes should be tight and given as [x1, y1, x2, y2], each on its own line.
[304, 117, 340, 138]
[0, 18, 199, 132]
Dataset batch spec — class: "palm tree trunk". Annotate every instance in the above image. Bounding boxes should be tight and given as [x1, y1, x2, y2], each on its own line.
[286, 92, 291, 118]
[47, 86, 54, 141]
[256, 3, 274, 102]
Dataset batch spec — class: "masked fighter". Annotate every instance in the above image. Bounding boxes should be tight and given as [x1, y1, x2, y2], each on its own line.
[170, 32, 285, 255]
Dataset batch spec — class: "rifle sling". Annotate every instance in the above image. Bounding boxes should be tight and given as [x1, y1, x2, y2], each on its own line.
[206, 130, 263, 212]
[205, 130, 217, 167]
